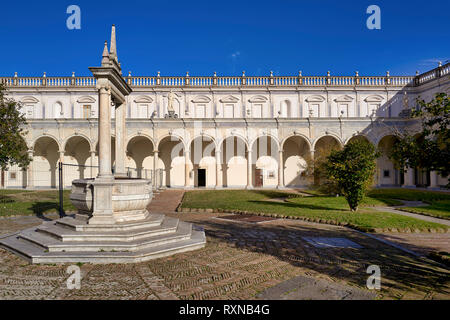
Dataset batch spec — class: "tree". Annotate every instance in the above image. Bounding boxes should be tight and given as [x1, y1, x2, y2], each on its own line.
[0, 83, 31, 170]
[390, 92, 450, 185]
[325, 140, 380, 212]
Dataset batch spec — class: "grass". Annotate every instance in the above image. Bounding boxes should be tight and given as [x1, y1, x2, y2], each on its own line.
[0, 189, 75, 217]
[181, 189, 449, 232]
[368, 188, 450, 219]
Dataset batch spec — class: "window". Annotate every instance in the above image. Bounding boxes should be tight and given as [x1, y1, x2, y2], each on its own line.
[383, 170, 390, 178]
[82, 105, 91, 119]
[309, 104, 319, 117]
[368, 104, 379, 117]
[253, 104, 262, 118]
[9, 172, 16, 180]
[338, 104, 348, 117]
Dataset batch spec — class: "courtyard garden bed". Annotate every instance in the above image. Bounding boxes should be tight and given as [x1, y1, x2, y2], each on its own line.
[0, 189, 75, 217]
[179, 189, 449, 233]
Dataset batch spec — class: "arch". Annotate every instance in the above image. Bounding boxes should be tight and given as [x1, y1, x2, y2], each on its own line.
[305, 95, 326, 102]
[31, 134, 61, 151]
[189, 135, 217, 187]
[251, 135, 280, 187]
[156, 133, 186, 151]
[157, 134, 187, 187]
[64, 135, 92, 183]
[62, 133, 93, 151]
[77, 96, 96, 103]
[32, 135, 61, 188]
[345, 134, 373, 145]
[281, 133, 312, 151]
[133, 95, 153, 103]
[126, 133, 156, 150]
[126, 135, 155, 179]
[377, 135, 402, 187]
[218, 133, 249, 151]
[248, 95, 268, 103]
[191, 95, 211, 103]
[364, 94, 384, 103]
[282, 134, 311, 187]
[20, 96, 39, 104]
[219, 135, 249, 187]
[312, 134, 343, 151]
[188, 133, 218, 151]
[249, 133, 280, 152]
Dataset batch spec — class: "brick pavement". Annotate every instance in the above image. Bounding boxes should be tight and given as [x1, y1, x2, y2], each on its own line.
[0, 190, 448, 300]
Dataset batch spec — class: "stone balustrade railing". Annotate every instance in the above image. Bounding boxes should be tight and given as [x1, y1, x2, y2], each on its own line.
[1, 63, 448, 88]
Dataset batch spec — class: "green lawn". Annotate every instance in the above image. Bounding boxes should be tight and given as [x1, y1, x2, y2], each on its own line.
[0, 189, 75, 217]
[368, 188, 450, 219]
[181, 189, 448, 232]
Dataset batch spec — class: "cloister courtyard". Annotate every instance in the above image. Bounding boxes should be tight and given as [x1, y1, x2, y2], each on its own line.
[0, 188, 449, 300]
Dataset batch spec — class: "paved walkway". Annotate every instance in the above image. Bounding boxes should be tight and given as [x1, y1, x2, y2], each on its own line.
[0, 190, 448, 300]
[148, 189, 185, 213]
[374, 204, 450, 227]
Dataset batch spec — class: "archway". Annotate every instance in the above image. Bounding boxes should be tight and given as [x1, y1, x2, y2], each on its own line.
[190, 136, 216, 188]
[282, 135, 311, 187]
[158, 135, 186, 187]
[251, 136, 279, 188]
[377, 135, 402, 186]
[126, 136, 155, 179]
[219, 136, 248, 187]
[64, 136, 91, 186]
[33, 136, 60, 188]
[313, 135, 342, 185]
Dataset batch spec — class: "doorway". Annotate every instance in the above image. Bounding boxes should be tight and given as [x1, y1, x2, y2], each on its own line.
[255, 169, 263, 187]
[197, 169, 206, 187]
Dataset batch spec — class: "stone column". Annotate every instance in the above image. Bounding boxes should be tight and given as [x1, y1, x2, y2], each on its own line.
[114, 102, 127, 177]
[215, 149, 222, 188]
[26, 150, 34, 189]
[97, 86, 113, 180]
[153, 150, 159, 188]
[403, 168, 415, 188]
[247, 150, 253, 189]
[90, 150, 96, 178]
[278, 149, 284, 188]
[185, 149, 190, 188]
[429, 171, 439, 189]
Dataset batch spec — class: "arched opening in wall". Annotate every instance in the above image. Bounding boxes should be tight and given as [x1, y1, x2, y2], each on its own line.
[95, 137, 116, 174]
[412, 134, 430, 187]
[53, 102, 63, 119]
[220, 136, 248, 188]
[313, 135, 342, 185]
[158, 136, 185, 187]
[64, 136, 91, 187]
[126, 136, 155, 179]
[190, 136, 216, 188]
[251, 136, 279, 188]
[282, 136, 310, 187]
[377, 135, 403, 187]
[347, 135, 370, 145]
[4, 136, 29, 188]
[280, 100, 291, 118]
[33, 136, 60, 188]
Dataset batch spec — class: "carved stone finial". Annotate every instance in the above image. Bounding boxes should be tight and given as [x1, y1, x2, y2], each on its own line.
[101, 41, 110, 66]
[109, 25, 118, 62]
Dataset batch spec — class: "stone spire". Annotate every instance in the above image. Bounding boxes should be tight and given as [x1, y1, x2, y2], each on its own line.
[101, 41, 110, 66]
[109, 24, 118, 63]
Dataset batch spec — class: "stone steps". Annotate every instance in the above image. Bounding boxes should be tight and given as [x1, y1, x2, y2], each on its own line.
[0, 213, 206, 264]
[56, 214, 165, 232]
[19, 221, 191, 252]
[1, 231, 206, 264]
[39, 216, 179, 242]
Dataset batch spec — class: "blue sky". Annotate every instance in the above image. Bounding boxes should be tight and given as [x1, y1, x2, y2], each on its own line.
[0, 0, 448, 77]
